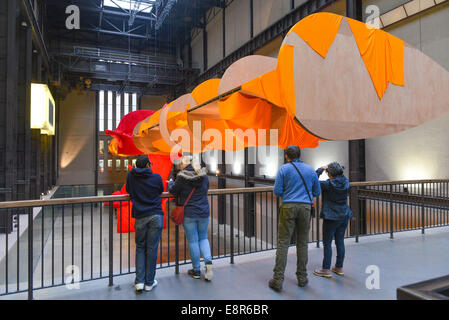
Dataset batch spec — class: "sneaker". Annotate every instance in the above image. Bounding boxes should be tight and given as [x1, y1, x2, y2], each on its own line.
[268, 279, 282, 292]
[135, 283, 144, 293]
[298, 279, 309, 287]
[205, 262, 213, 282]
[188, 269, 201, 279]
[313, 269, 333, 278]
[332, 267, 344, 276]
[144, 280, 158, 291]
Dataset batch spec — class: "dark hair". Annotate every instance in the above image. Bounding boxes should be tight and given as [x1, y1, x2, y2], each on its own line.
[285, 145, 301, 160]
[327, 162, 344, 177]
[136, 155, 151, 169]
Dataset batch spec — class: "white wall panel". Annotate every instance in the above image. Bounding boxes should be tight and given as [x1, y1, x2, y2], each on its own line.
[207, 9, 224, 68]
[191, 30, 204, 72]
[58, 90, 96, 185]
[225, 0, 251, 56]
[300, 141, 350, 179]
[253, 0, 291, 36]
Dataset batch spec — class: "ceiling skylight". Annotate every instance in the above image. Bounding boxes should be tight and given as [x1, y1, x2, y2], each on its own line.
[103, 0, 155, 14]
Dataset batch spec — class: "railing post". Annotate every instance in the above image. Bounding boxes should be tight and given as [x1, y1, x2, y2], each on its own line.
[355, 187, 360, 243]
[389, 185, 394, 239]
[316, 196, 320, 248]
[108, 201, 113, 286]
[168, 199, 179, 275]
[28, 207, 33, 300]
[421, 182, 425, 234]
[230, 194, 234, 264]
[175, 224, 179, 274]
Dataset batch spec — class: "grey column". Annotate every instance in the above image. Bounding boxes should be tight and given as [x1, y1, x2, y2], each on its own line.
[346, 0, 366, 235]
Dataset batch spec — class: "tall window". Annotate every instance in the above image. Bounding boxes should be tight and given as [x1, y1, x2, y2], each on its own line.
[99, 90, 104, 132]
[124, 93, 129, 115]
[116, 93, 121, 128]
[107, 91, 113, 130]
[132, 93, 137, 112]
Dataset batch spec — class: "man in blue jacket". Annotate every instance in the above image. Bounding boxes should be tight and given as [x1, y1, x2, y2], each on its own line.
[269, 145, 321, 292]
[126, 155, 164, 293]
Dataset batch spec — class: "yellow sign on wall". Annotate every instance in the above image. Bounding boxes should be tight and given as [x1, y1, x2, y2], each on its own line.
[31, 83, 55, 135]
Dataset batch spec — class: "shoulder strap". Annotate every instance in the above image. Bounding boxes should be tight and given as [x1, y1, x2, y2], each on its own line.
[183, 188, 196, 207]
[289, 162, 312, 202]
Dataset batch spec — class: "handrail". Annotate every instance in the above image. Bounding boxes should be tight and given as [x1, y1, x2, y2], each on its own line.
[0, 179, 448, 210]
[350, 179, 449, 187]
[0, 186, 274, 209]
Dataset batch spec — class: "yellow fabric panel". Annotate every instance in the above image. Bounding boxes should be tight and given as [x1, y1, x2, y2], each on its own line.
[151, 138, 173, 154]
[288, 12, 343, 58]
[202, 118, 229, 150]
[192, 79, 221, 104]
[277, 44, 296, 116]
[347, 18, 405, 100]
[108, 138, 118, 156]
[218, 93, 272, 132]
[279, 115, 321, 149]
[166, 109, 188, 130]
[241, 70, 283, 107]
[137, 108, 162, 134]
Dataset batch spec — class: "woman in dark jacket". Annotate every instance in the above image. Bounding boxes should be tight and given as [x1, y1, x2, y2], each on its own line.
[313, 162, 353, 279]
[168, 156, 213, 281]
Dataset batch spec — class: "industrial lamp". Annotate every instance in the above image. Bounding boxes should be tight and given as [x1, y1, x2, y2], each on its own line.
[31, 83, 55, 135]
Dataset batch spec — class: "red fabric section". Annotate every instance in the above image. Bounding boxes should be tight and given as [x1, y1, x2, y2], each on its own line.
[117, 204, 135, 233]
[105, 110, 155, 156]
[113, 154, 175, 233]
[149, 153, 176, 229]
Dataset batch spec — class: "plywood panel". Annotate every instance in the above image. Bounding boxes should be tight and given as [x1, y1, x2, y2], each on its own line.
[282, 17, 449, 140]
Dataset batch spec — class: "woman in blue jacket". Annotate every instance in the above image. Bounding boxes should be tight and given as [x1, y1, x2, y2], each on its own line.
[313, 162, 353, 278]
[168, 156, 212, 281]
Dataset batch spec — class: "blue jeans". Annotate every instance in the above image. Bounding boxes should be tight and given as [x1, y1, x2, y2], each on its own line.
[135, 214, 163, 286]
[183, 217, 212, 271]
[322, 218, 349, 269]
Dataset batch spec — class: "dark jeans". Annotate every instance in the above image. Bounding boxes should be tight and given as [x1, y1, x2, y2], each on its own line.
[273, 203, 311, 285]
[322, 218, 349, 269]
[135, 214, 163, 286]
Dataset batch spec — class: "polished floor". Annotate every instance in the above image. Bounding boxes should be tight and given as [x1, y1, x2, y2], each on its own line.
[3, 226, 449, 300]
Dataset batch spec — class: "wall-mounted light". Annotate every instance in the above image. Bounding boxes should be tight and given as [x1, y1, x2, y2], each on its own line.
[31, 83, 55, 135]
[233, 163, 242, 175]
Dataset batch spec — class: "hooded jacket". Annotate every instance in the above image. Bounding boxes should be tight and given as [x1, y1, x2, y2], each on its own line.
[316, 168, 353, 220]
[168, 165, 210, 219]
[126, 168, 164, 219]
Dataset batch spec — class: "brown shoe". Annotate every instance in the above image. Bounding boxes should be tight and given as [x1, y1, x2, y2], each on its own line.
[313, 269, 332, 278]
[297, 279, 309, 287]
[332, 267, 344, 276]
[268, 279, 282, 292]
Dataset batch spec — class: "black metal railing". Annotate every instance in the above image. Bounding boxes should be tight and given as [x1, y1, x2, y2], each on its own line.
[0, 179, 448, 299]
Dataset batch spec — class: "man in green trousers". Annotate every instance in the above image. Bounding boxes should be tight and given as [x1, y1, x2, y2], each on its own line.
[269, 145, 321, 292]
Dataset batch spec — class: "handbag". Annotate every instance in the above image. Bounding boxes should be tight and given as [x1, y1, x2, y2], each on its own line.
[170, 187, 196, 225]
[289, 162, 316, 218]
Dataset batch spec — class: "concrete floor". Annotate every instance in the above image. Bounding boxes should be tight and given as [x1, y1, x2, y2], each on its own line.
[2, 226, 449, 300]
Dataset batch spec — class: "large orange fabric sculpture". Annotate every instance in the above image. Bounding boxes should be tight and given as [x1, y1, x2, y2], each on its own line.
[107, 12, 449, 164]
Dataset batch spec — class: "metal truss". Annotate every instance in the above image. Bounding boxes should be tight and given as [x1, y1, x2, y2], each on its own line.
[52, 45, 198, 86]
